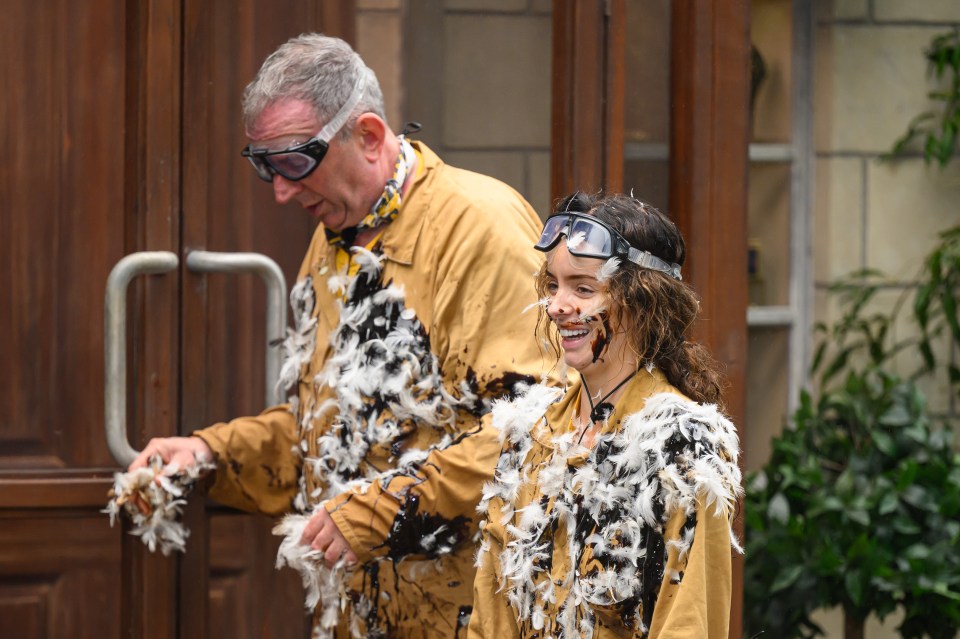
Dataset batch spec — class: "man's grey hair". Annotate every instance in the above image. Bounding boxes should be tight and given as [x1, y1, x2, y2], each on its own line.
[242, 33, 386, 139]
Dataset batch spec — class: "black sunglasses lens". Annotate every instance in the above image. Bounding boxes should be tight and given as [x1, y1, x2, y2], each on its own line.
[246, 156, 274, 182]
[265, 151, 320, 181]
[243, 139, 328, 182]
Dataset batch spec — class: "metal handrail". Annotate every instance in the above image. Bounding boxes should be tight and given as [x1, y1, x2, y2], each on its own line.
[104, 250, 288, 468]
[185, 250, 287, 407]
[104, 251, 179, 467]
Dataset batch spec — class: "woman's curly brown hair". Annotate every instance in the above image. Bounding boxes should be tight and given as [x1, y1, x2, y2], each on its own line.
[535, 191, 726, 408]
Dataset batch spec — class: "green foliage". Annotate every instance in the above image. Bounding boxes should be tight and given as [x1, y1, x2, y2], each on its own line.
[914, 226, 960, 399]
[744, 274, 960, 639]
[746, 28, 960, 637]
[887, 30, 960, 167]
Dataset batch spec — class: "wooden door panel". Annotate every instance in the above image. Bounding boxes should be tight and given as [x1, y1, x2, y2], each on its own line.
[180, 0, 356, 429]
[0, 581, 50, 637]
[2, 1, 353, 636]
[1, 2, 174, 635]
[0, 512, 121, 639]
[209, 513, 309, 637]
[668, 4, 750, 634]
[1, 0, 130, 471]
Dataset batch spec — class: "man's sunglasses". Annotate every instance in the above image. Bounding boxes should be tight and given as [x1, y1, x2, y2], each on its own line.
[535, 213, 682, 280]
[240, 69, 369, 183]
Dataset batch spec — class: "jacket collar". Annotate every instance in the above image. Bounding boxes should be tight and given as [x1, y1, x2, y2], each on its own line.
[376, 140, 438, 266]
[534, 367, 680, 457]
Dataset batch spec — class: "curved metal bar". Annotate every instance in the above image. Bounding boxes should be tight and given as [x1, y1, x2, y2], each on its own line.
[185, 250, 288, 407]
[104, 251, 179, 467]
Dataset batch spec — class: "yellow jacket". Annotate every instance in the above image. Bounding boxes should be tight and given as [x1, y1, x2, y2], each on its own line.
[196, 142, 550, 637]
[469, 369, 742, 639]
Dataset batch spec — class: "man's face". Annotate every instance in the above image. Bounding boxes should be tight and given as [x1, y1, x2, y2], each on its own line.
[245, 98, 371, 231]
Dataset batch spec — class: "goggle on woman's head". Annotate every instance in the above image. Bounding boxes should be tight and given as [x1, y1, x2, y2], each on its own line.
[534, 212, 682, 281]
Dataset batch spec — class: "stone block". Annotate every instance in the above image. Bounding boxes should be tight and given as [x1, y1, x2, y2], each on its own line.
[866, 158, 960, 279]
[877, 290, 953, 415]
[527, 150, 551, 218]
[812, 285, 832, 331]
[813, 157, 864, 283]
[748, 162, 792, 306]
[745, 326, 791, 471]
[357, 11, 403, 128]
[830, 0, 869, 20]
[814, 25, 942, 153]
[875, 0, 960, 22]
[443, 14, 552, 147]
[811, 608, 903, 639]
[811, 286, 953, 419]
[357, 0, 401, 9]
[530, 0, 553, 14]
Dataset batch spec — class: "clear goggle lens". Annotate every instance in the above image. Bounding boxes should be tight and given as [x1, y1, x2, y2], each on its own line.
[536, 214, 615, 259]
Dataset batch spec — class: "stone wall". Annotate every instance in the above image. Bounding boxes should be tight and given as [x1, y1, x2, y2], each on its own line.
[357, 0, 553, 215]
[810, 2, 960, 636]
[814, 0, 960, 422]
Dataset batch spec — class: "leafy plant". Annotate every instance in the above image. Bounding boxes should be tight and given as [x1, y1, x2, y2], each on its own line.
[744, 274, 960, 639]
[914, 226, 960, 398]
[886, 28, 960, 402]
[746, 27, 960, 638]
[887, 29, 960, 167]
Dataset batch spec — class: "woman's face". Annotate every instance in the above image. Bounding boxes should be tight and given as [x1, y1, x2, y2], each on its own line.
[545, 244, 638, 385]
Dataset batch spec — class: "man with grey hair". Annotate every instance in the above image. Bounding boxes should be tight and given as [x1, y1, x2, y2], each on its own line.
[130, 33, 549, 638]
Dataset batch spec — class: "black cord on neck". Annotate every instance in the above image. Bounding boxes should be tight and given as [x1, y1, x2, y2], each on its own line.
[580, 369, 639, 439]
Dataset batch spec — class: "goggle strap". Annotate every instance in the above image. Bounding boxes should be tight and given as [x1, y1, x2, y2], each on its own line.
[627, 247, 682, 280]
[317, 67, 369, 141]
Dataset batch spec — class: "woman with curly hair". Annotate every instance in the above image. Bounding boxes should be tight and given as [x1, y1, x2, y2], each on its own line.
[468, 192, 743, 639]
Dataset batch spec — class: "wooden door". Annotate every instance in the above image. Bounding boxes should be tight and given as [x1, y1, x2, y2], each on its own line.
[0, 2, 353, 638]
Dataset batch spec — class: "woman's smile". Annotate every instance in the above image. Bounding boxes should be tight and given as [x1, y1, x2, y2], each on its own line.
[558, 324, 592, 349]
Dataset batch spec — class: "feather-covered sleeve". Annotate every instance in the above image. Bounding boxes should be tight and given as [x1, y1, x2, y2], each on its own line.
[324, 413, 502, 565]
[611, 393, 742, 639]
[193, 404, 301, 516]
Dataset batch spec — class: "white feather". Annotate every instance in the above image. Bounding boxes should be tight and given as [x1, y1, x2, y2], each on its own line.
[596, 257, 620, 282]
[103, 453, 215, 556]
[522, 296, 551, 314]
[273, 512, 350, 639]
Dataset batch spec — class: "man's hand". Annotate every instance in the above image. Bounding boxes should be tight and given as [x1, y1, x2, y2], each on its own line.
[129, 436, 214, 473]
[300, 507, 358, 569]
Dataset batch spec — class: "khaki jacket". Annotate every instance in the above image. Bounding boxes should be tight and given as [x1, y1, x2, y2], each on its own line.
[196, 142, 550, 637]
[469, 370, 742, 639]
